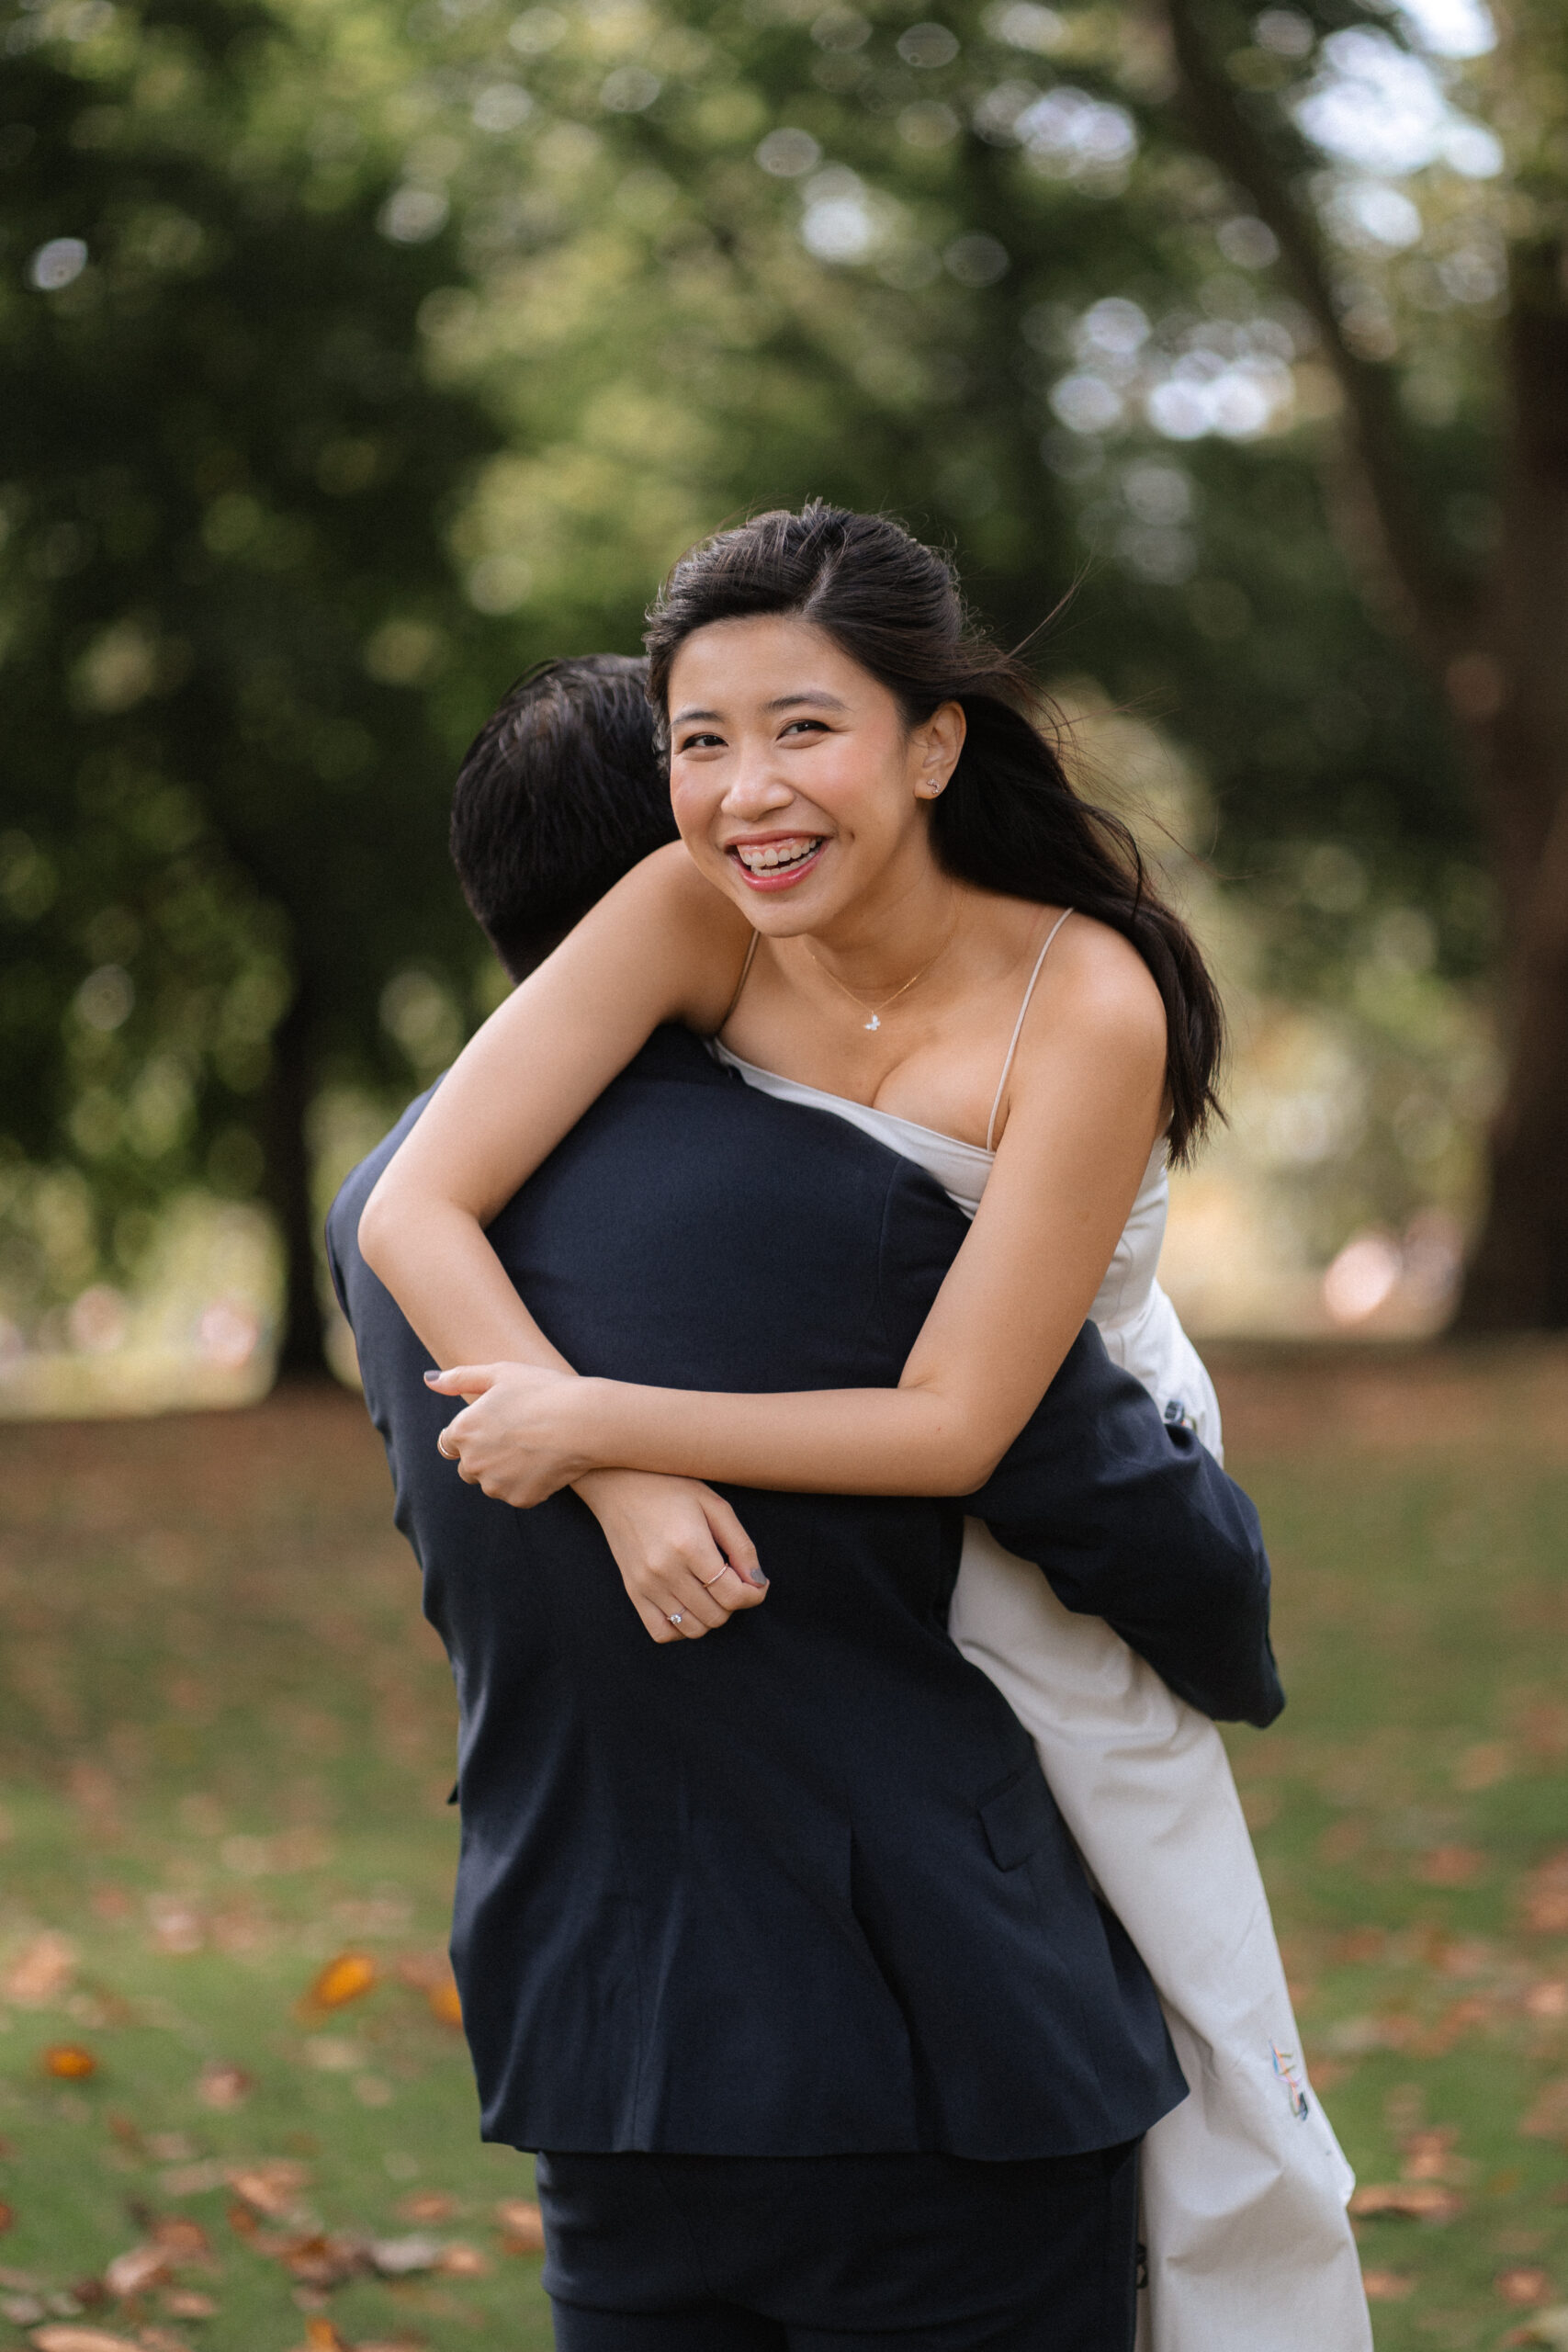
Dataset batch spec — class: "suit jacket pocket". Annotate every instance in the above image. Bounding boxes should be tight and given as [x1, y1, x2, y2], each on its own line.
[979, 1764, 1056, 1871]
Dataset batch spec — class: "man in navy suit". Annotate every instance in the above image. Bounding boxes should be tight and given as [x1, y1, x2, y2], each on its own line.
[326, 657, 1280, 2351]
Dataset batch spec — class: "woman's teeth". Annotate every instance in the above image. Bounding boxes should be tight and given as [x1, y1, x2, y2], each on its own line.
[734, 839, 822, 874]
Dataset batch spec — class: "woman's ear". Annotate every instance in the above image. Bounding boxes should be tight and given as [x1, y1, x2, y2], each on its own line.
[913, 700, 966, 799]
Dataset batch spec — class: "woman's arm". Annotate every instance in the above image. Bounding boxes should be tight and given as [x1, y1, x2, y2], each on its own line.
[360, 842, 760, 1642]
[433, 918, 1170, 1502]
[358, 842, 748, 1368]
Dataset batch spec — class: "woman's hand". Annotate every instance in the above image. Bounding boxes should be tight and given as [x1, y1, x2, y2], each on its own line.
[426, 1360, 600, 1506]
[573, 1468, 768, 1644]
[425, 1363, 768, 1643]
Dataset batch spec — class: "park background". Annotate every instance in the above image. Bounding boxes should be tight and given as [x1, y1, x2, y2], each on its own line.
[3, 0, 1568, 2341]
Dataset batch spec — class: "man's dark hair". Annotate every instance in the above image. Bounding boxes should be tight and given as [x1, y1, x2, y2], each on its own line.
[450, 654, 677, 980]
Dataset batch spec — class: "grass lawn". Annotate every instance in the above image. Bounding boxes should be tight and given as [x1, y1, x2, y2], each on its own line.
[3, 1346, 1568, 2350]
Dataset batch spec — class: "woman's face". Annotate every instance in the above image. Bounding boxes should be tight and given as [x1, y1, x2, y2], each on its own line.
[666, 615, 964, 934]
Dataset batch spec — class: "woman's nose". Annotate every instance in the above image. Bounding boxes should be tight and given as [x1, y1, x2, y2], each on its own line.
[721, 753, 795, 820]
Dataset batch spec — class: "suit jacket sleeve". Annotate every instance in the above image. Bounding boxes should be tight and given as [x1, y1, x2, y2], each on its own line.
[875, 1159, 1283, 1729]
[966, 1326, 1283, 1726]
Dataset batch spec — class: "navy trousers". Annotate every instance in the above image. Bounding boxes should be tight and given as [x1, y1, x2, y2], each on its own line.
[537, 2144, 1141, 2350]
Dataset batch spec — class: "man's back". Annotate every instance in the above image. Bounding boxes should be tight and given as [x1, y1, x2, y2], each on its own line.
[329, 1029, 1268, 2159]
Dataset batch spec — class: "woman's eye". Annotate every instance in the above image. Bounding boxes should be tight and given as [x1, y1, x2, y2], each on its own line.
[780, 719, 828, 739]
[679, 731, 724, 752]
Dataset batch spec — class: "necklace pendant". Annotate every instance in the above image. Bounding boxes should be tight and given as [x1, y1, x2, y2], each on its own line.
[864, 1014, 881, 1032]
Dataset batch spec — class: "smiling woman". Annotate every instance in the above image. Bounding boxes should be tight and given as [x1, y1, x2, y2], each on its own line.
[353, 503, 1369, 2351]
[357, 501, 1219, 1536]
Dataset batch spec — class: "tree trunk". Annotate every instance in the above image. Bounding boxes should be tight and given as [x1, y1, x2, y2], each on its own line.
[1454, 241, 1568, 1329]
[262, 977, 330, 1380]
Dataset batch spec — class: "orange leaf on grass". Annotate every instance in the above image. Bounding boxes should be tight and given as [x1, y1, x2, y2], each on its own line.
[1416, 1845, 1487, 1888]
[1521, 2080, 1568, 2139]
[225, 2161, 311, 2218]
[1349, 2182, 1465, 2223]
[393, 1951, 462, 2025]
[1523, 1854, 1568, 1936]
[395, 2192, 456, 2224]
[162, 2290, 218, 2320]
[195, 2063, 251, 2109]
[41, 2044, 96, 2080]
[1361, 2271, 1415, 2301]
[437, 2244, 490, 2278]
[4, 1932, 78, 2007]
[28, 2331, 141, 2352]
[303, 2320, 350, 2351]
[299, 1953, 378, 2015]
[0, 2204, 13, 2233]
[1499, 2269, 1553, 2306]
[495, 2199, 546, 2252]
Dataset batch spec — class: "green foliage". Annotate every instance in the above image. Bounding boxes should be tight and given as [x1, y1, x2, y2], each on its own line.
[0, 0, 506, 1328]
[6, 0, 1545, 1342]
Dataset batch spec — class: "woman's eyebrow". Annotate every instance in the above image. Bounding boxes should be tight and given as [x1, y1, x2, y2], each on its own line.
[763, 691, 849, 713]
[671, 707, 723, 726]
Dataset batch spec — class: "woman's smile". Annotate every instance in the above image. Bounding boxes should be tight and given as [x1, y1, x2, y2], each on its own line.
[726, 831, 828, 890]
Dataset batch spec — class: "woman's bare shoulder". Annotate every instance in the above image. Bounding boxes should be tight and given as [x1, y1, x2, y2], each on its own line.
[1028, 908, 1168, 1070]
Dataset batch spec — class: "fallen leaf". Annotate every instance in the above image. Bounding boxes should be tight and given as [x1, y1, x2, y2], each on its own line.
[42, 2045, 96, 2080]
[225, 2162, 310, 2218]
[4, 1933, 78, 2007]
[102, 2248, 168, 2300]
[436, 2245, 489, 2278]
[1521, 2080, 1568, 2140]
[158, 2164, 228, 2197]
[425, 1980, 462, 2030]
[1500, 2269, 1554, 2306]
[161, 2292, 216, 2320]
[0, 2208, 14, 2236]
[134, 2330, 189, 2352]
[299, 1954, 377, 2015]
[1524, 1855, 1568, 1936]
[148, 2220, 209, 2262]
[1416, 1845, 1487, 1888]
[395, 2192, 455, 2223]
[303, 2321, 349, 2351]
[273, 2234, 366, 2290]
[1528, 1983, 1568, 2019]
[494, 2199, 545, 2253]
[1349, 2182, 1464, 2223]
[1401, 2128, 1466, 2183]
[194, 2064, 250, 2110]
[1360, 2270, 1415, 2301]
[28, 2331, 141, 2352]
[1454, 1741, 1515, 1791]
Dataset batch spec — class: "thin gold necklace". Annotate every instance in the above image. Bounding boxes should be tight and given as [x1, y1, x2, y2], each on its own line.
[806, 916, 959, 1033]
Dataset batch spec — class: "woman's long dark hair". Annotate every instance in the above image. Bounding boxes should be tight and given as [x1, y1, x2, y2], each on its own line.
[646, 503, 1224, 1162]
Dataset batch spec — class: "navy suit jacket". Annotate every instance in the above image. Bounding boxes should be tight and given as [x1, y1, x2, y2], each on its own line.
[327, 1026, 1280, 2160]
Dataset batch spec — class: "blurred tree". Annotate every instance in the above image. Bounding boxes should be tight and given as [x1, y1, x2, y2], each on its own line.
[1152, 0, 1568, 1322]
[5, 0, 1561, 1369]
[1, 0, 506, 1374]
[402, 0, 1551, 1319]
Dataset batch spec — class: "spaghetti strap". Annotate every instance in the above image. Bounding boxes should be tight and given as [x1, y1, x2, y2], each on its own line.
[986, 909, 1073, 1152]
[716, 931, 761, 1034]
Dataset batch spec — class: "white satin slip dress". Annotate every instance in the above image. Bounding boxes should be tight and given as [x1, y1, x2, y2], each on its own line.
[711, 919, 1371, 2352]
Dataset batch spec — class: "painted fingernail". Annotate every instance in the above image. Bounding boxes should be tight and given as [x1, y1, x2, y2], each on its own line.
[423, 1370, 440, 1385]
[748, 1568, 769, 1588]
